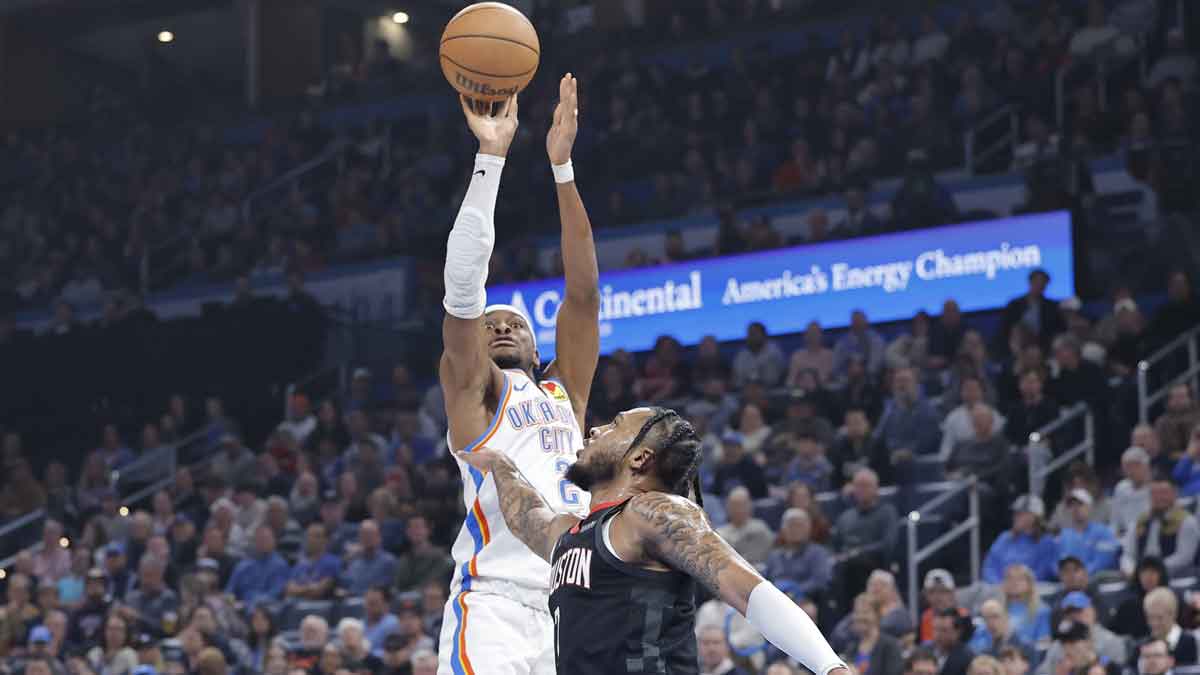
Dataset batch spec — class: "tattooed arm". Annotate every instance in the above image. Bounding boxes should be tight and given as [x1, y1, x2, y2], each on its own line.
[621, 492, 762, 612]
[456, 447, 581, 563]
[621, 492, 849, 675]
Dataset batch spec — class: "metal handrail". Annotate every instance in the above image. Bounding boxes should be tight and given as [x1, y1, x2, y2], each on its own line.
[0, 509, 47, 544]
[1027, 403, 1089, 444]
[1026, 405, 1094, 501]
[0, 426, 213, 574]
[240, 139, 349, 226]
[906, 476, 980, 623]
[1137, 325, 1200, 423]
[965, 104, 1019, 175]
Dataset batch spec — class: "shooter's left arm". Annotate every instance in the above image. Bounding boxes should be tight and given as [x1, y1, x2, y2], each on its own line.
[543, 74, 600, 430]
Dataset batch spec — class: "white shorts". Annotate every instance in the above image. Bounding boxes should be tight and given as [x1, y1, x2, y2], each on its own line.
[437, 587, 555, 675]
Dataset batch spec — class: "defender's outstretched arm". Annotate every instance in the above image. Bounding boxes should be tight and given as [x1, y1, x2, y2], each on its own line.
[625, 493, 849, 675]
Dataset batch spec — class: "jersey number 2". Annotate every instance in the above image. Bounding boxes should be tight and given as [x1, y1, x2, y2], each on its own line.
[555, 459, 581, 506]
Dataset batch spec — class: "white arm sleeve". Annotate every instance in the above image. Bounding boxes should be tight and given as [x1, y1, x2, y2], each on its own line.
[745, 581, 846, 675]
[443, 153, 505, 319]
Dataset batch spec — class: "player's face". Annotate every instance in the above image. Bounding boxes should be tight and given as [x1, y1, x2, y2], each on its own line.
[567, 407, 655, 491]
[485, 310, 537, 371]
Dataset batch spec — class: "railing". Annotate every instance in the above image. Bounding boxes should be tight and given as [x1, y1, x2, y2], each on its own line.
[964, 104, 1019, 175]
[905, 476, 981, 623]
[240, 138, 350, 227]
[1026, 403, 1094, 500]
[1138, 325, 1200, 424]
[0, 426, 214, 573]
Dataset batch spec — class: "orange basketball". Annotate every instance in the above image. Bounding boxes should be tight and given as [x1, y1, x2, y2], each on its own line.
[439, 2, 540, 103]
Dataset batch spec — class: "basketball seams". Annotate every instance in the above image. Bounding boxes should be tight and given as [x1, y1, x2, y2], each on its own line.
[440, 34, 540, 57]
[440, 53, 537, 79]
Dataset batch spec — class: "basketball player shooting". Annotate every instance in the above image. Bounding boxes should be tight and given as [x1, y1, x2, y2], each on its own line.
[456, 406, 851, 675]
[436, 74, 601, 675]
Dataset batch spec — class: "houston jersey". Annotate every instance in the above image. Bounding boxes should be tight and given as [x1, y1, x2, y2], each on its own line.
[449, 369, 590, 595]
[548, 499, 698, 674]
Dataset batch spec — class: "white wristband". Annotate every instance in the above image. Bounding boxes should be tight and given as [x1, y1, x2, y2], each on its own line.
[551, 160, 574, 184]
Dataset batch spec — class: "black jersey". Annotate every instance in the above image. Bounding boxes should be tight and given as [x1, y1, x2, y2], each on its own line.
[547, 498, 698, 675]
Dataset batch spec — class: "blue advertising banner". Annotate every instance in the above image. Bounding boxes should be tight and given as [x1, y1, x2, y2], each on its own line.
[488, 211, 1074, 359]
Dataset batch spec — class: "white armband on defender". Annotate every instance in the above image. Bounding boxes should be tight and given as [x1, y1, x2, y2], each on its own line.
[746, 581, 846, 675]
[443, 153, 505, 319]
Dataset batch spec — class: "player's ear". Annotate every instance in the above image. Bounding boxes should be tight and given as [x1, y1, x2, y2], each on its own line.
[628, 446, 655, 473]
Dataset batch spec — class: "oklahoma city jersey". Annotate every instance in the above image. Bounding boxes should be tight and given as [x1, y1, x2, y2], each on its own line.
[448, 368, 590, 595]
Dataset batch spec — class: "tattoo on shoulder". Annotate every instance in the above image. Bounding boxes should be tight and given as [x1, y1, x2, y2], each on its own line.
[629, 492, 724, 594]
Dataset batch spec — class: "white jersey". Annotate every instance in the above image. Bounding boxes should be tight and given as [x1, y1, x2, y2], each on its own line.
[448, 368, 590, 596]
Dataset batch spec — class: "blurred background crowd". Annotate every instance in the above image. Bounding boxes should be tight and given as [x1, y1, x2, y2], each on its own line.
[1, 0, 1200, 674]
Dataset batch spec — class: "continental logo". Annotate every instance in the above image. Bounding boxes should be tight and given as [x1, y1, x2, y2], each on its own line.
[454, 72, 520, 98]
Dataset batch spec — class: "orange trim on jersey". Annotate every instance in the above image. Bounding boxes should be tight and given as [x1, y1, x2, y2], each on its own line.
[466, 498, 492, 578]
[461, 376, 511, 581]
[456, 591, 477, 675]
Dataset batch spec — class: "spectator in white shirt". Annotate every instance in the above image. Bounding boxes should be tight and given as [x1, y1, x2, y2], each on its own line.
[911, 14, 950, 66]
[872, 17, 911, 69]
[1110, 446, 1153, 539]
[1069, 0, 1119, 57]
[940, 375, 1007, 460]
[32, 519, 71, 584]
[277, 393, 317, 445]
[1147, 29, 1197, 91]
[716, 487, 775, 566]
[732, 322, 786, 387]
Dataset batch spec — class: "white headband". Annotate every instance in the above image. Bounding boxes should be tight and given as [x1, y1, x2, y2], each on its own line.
[484, 304, 536, 344]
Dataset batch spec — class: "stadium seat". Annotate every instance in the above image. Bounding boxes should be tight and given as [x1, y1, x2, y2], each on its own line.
[336, 596, 367, 623]
[282, 600, 335, 632]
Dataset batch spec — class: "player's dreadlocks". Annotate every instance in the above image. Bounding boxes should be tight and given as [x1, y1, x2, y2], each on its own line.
[623, 407, 704, 507]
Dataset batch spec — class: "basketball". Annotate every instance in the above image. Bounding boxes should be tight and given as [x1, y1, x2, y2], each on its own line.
[439, 2, 540, 103]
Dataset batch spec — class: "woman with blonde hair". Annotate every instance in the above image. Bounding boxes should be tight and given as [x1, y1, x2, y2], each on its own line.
[967, 655, 1005, 675]
[1001, 564, 1050, 644]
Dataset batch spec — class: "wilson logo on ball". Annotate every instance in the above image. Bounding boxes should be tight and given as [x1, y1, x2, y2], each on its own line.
[454, 72, 521, 98]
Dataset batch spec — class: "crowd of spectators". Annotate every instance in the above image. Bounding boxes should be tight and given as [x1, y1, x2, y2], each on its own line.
[1, 1, 1199, 674]
[3, 261, 1200, 674]
[3, 0, 1195, 317]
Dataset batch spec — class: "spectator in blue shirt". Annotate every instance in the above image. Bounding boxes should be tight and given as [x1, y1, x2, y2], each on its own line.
[833, 310, 888, 379]
[763, 508, 834, 598]
[341, 519, 398, 595]
[874, 367, 942, 475]
[363, 586, 400, 658]
[1171, 426, 1200, 496]
[225, 525, 290, 609]
[319, 492, 359, 557]
[1001, 563, 1051, 645]
[1056, 489, 1120, 575]
[96, 424, 135, 472]
[286, 522, 341, 600]
[983, 495, 1059, 583]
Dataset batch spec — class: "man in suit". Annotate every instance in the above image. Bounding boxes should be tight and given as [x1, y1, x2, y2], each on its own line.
[1144, 587, 1198, 666]
[1000, 269, 1065, 353]
[929, 608, 974, 675]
